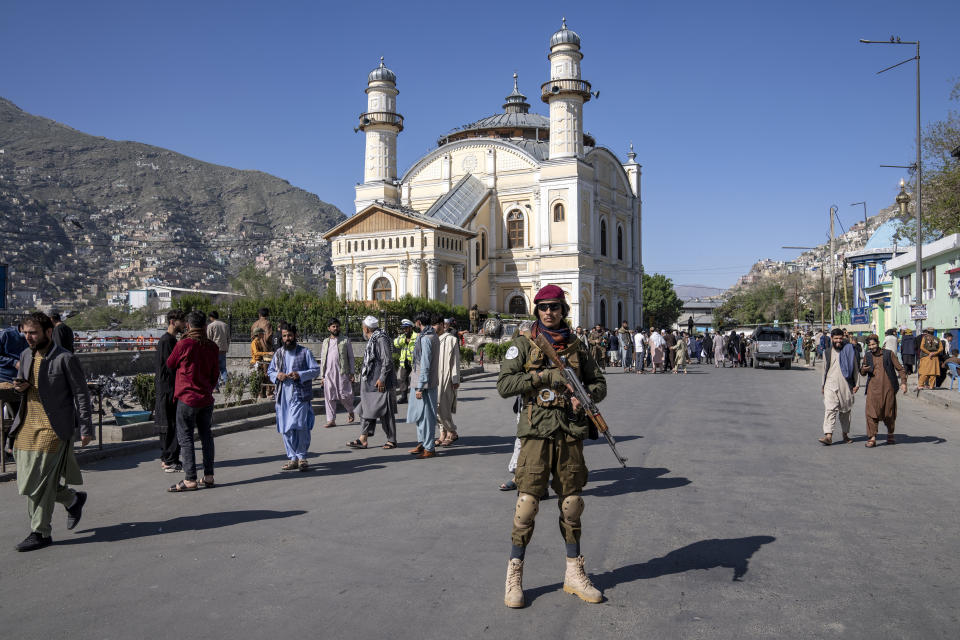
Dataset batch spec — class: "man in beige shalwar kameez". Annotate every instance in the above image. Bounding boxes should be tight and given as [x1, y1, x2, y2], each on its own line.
[819, 328, 860, 446]
[436, 318, 461, 446]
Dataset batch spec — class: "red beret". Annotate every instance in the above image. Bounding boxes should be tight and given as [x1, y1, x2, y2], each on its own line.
[534, 284, 566, 303]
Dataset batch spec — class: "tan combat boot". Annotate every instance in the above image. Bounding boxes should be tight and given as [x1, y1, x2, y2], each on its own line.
[563, 555, 603, 603]
[504, 558, 525, 608]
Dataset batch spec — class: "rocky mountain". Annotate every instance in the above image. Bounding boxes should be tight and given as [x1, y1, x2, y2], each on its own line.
[0, 97, 345, 309]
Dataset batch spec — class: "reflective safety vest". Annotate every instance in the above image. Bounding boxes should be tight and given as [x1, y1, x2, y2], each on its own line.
[393, 332, 418, 367]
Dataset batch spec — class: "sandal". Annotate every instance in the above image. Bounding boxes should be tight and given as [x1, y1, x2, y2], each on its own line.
[499, 480, 517, 491]
[199, 477, 215, 488]
[346, 439, 368, 449]
[440, 434, 459, 447]
[381, 442, 397, 449]
[818, 435, 832, 446]
[168, 480, 198, 492]
[886, 435, 896, 445]
[281, 460, 299, 471]
[865, 437, 876, 448]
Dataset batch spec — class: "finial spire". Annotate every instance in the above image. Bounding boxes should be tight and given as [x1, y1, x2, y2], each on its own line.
[513, 72, 518, 91]
[562, 17, 567, 29]
[627, 142, 636, 162]
[379, 56, 385, 67]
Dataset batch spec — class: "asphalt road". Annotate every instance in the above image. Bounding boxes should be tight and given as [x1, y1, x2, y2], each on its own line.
[1, 361, 958, 639]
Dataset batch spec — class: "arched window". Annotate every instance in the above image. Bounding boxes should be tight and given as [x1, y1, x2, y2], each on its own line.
[509, 295, 527, 315]
[617, 226, 623, 261]
[353, 241, 358, 252]
[388, 238, 392, 249]
[402, 236, 407, 248]
[372, 277, 392, 301]
[617, 301, 623, 326]
[345, 241, 350, 254]
[599, 299, 607, 327]
[553, 203, 565, 222]
[600, 220, 607, 256]
[481, 231, 487, 259]
[507, 210, 524, 249]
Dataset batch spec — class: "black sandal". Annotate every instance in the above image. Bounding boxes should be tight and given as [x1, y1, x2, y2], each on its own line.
[346, 439, 368, 449]
[199, 477, 215, 488]
[381, 442, 397, 449]
[168, 480, 198, 492]
[499, 480, 517, 491]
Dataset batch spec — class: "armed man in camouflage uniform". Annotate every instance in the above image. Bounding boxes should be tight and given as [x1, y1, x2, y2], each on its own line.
[497, 284, 607, 608]
[587, 324, 607, 368]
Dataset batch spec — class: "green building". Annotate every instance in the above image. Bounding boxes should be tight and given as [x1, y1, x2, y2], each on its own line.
[885, 233, 960, 339]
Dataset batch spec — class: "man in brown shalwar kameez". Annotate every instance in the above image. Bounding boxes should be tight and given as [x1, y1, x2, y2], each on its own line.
[860, 334, 907, 447]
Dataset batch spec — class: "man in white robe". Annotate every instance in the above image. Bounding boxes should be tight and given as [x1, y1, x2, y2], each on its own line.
[436, 318, 461, 446]
[819, 328, 860, 445]
[268, 325, 321, 471]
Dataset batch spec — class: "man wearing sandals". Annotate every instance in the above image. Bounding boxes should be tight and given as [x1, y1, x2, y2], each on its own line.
[498, 284, 606, 608]
[860, 334, 907, 448]
[319, 318, 355, 428]
[435, 318, 461, 447]
[166, 311, 220, 492]
[347, 316, 397, 451]
[819, 328, 860, 446]
[269, 324, 321, 471]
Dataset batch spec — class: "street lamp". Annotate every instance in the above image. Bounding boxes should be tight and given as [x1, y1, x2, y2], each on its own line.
[850, 201, 868, 237]
[859, 36, 923, 331]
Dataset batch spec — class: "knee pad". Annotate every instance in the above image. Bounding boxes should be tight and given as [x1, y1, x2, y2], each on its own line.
[560, 495, 584, 522]
[514, 493, 540, 528]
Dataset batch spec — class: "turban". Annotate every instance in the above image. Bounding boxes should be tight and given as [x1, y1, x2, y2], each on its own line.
[362, 316, 379, 329]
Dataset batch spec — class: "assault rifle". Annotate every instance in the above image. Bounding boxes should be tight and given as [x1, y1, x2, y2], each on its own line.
[533, 334, 628, 467]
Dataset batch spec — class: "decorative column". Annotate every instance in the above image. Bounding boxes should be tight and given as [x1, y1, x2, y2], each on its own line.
[452, 263, 464, 306]
[410, 259, 423, 298]
[354, 263, 365, 301]
[345, 267, 353, 301]
[398, 260, 409, 297]
[335, 266, 346, 297]
[426, 259, 439, 300]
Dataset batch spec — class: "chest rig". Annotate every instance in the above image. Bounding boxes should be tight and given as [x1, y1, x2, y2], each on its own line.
[522, 335, 585, 411]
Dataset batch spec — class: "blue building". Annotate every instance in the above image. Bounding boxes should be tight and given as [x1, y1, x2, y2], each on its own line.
[842, 219, 908, 332]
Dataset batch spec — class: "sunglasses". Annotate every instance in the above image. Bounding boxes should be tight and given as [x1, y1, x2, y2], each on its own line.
[536, 303, 562, 312]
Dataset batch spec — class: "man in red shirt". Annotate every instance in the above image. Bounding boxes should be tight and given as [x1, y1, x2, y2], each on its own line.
[165, 311, 220, 492]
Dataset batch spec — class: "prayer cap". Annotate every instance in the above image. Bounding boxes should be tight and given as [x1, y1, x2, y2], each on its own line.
[362, 316, 379, 329]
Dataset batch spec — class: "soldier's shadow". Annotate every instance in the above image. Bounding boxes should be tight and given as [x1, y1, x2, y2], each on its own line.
[525, 535, 776, 604]
[581, 466, 691, 498]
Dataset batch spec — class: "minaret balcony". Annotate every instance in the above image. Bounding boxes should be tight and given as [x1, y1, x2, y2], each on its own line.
[540, 79, 592, 102]
[358, 111, 405, 132]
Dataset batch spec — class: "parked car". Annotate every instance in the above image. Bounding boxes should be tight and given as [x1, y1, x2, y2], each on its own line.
[747, 326, 795, 369]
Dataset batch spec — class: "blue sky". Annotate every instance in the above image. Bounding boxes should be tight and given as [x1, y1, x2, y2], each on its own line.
[3, 0, 958, 289]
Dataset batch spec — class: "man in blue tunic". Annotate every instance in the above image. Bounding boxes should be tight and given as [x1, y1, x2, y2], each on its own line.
[268, 325, 321, 471]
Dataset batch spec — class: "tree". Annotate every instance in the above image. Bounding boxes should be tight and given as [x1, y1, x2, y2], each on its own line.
[641, 273, 683, 329]
[894, 78, 960, 242]
[229, 264, 284, 299]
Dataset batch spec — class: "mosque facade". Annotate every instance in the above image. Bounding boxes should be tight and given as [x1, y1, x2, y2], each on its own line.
[323, 20, 642, 328]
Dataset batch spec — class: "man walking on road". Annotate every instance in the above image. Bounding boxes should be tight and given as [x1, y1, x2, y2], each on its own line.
[7, 312, 93, 552]
[319, 318, 355, 428]
[819, 328, 860, 446]
[348, 316, 397, 450]
[50, 311, 75, 353]
[497, 284, 607, 609]
[268, 324, 321, 471]
[166, 311, 220, 492]
[860, 334, 907, 448]
[393, 319, 416, 404]
[436, 318, 461, 446]
[407, 312, 440, 459]
[156, 309, 184, 472]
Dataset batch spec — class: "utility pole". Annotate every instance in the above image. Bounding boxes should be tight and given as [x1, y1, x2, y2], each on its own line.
[820, 268, 825, 330]
[829, 205, 837, 326]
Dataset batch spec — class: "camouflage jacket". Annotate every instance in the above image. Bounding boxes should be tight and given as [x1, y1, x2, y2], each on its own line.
[497, 334, 606, 440]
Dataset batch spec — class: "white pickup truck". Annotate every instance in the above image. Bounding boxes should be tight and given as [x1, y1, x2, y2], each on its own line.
[747, 326, 795, 369]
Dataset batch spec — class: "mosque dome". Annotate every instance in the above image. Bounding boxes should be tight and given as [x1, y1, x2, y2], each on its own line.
[550, 18, 581, 47]
[864, 218, 902, 250]
[368, 57, 396, 83]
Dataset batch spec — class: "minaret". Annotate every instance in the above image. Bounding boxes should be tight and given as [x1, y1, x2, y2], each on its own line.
[355, 57, 403, 212]
[541, 18, 591, 159]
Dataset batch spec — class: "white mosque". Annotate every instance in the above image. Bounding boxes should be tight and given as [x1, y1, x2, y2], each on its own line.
[323, 20, 643, 328]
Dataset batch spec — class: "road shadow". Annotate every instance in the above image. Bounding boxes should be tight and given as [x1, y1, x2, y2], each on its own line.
[525, 535, 776, 604]
[582, 466, 690, 497]
[60, 509, 307, 544]
[851, 433, 947, 445]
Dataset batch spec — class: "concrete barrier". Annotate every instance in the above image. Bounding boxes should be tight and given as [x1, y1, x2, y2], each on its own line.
[78, 350, 156, 377]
